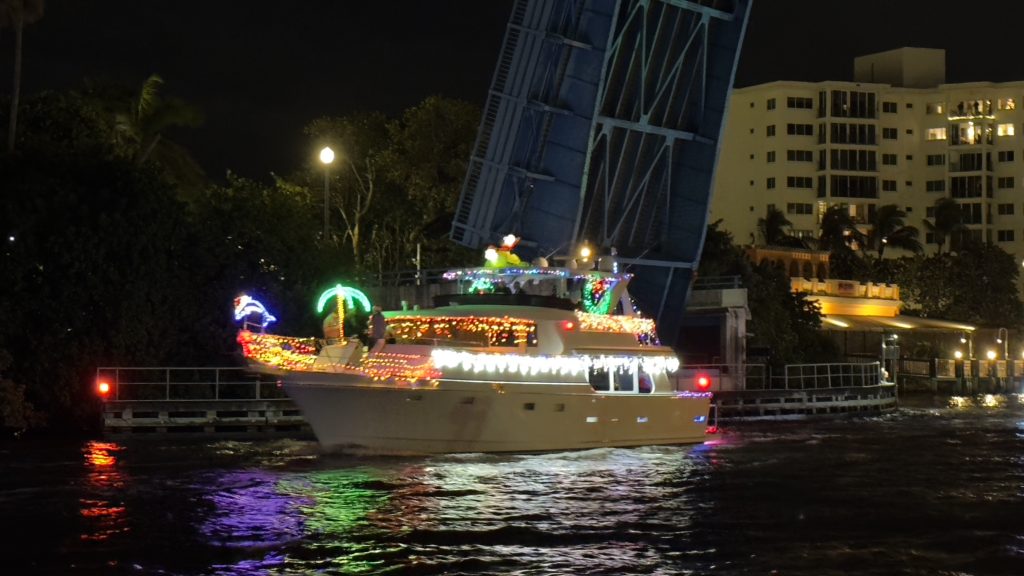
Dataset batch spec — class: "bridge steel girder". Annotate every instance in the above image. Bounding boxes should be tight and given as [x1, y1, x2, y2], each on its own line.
[451, 0, 616, 256]
[452, 0, 751, 348]
[575, 0, 751, 345]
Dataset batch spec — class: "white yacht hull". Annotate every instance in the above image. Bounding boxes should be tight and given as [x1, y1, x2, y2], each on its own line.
[281, 372, 714, 454]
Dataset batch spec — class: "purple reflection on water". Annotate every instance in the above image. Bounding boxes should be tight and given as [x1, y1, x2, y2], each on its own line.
[200, 470, 312, 550]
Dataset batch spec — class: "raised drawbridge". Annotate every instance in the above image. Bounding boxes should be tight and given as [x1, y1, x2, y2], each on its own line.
[451, 0, 751, 345]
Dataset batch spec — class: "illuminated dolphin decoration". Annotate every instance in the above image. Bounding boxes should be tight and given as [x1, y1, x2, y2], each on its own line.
[233, 295, 277, 328]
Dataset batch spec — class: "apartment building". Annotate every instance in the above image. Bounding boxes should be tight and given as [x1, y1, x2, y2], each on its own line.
[711, 47, 1024, 270]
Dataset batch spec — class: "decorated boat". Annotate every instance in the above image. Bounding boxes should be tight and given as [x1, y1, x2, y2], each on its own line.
[236, 238, 716, 454]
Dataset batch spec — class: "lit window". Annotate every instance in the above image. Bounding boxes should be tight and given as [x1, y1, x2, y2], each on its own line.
[926, 127, 947, 141]
[998, 123, 1015, 136]
[1000, 98, 1016, 111]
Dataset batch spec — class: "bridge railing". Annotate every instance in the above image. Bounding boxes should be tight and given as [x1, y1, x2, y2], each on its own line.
[781, 362, 881, 390]
[95, 367, 287, 402]
[677, 362, 882, 392]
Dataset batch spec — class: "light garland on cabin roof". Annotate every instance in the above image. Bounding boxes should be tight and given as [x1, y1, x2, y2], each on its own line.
[576, 312, 659, 344]
[443, 267, 634, 282]
[389, 316, 537, 347]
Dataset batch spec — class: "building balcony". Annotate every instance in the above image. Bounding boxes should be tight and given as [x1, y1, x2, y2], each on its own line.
[792, 278, 901, 318]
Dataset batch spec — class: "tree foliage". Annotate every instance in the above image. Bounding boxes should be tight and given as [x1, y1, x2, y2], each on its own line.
[698, 222, 839, 367]
[922, 197, 966, 254]
[756, 206, 806, 248]
[866, 204, 922, 258]
[0, 0, 46, 152]
[0, 88, 479, 431]
[881, 241, 1024, 326]
[302, 97, 480, 277]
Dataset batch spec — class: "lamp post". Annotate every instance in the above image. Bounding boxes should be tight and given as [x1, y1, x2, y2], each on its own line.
[996, 327, 1008, 359]
[960, 332, 974, 360]
[319, 146, 335, 238]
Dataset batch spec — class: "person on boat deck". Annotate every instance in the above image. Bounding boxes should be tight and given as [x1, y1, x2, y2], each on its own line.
[322, 312, 342, 342]
[368, 306, 387, 348]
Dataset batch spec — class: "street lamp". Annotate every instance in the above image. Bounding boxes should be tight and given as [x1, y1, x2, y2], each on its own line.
[319, 146, 335, 238]
[996, 327, 1008, 359]
[960, 332, 974, 359]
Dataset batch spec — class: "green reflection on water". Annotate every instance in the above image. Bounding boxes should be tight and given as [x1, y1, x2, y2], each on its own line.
[280, 467, 396, 573]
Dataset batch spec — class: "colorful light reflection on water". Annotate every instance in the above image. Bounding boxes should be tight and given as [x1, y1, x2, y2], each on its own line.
[3, 397, 1024, 574]
[79, 441, 129, 542]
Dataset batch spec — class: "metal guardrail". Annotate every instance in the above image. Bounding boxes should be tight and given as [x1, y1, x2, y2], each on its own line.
[692, 275, 743, 290]
[781, 362, 880, 390]
[95, 367, 287, 402]
[678, 362, 881, 392]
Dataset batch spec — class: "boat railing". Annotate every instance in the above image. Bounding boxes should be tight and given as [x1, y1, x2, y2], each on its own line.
[95, 366, 287, 402]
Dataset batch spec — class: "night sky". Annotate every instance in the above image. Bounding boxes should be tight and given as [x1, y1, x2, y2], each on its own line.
[5, 0, 1024, 179]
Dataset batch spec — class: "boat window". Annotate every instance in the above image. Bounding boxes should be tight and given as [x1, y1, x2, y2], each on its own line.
[614, 369, 635, 392]
[588, 367, 610, 391]
[638, 371, 654, 394]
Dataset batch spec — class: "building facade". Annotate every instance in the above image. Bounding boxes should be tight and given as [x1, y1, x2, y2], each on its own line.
[711, 47, 1024, 279]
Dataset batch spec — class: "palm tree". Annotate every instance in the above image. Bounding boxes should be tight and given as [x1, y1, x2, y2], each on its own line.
[0, 0, 45, 153]
[817, 204, 864, 252]
[114, 74, 203, 165]
[756, 206, 806, 248]
[923, 197, 966, 253]
[867, 204, 922, 258]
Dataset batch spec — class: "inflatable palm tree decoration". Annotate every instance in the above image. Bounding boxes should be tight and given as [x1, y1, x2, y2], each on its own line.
[317, 284, 372, 338]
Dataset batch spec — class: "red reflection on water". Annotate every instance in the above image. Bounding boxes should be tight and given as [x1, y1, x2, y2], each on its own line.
[79, 441, 129, 542]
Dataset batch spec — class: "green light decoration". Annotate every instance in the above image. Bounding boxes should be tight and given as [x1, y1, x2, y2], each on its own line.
[583, 277, 617, 314]
[468, 277, 496, 293]
[316, 284, 372, 339]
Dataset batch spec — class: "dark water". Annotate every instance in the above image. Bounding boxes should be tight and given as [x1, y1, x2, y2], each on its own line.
[3, 395, 1024, 575]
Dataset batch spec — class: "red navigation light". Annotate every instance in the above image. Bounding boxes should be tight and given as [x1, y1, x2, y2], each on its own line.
[705, 425, 720, 435]
[96, 380, 111, 397]
[561, 320, 575, 331]
[695, 374, 711, 391]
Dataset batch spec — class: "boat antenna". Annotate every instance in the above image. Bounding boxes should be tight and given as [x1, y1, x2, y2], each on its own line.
[542, 241, 568, 261]
[620, 245, 654, 274]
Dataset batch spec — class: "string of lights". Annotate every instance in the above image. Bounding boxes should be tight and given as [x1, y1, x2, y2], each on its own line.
[389, 315, 538, 347]
[237, 331, 318, 371]
[430, 348, 680, 376]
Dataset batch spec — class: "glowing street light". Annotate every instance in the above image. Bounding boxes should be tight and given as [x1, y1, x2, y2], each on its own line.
[320, 146, 335, 238]
[954, 350, 963, 359]
[996, 327, 1008, 359]
[986, 350, 997, 361]
[959, 332, 974, 359]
